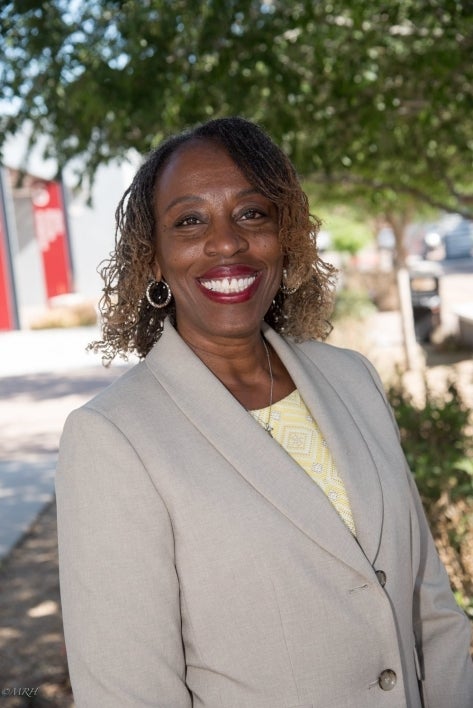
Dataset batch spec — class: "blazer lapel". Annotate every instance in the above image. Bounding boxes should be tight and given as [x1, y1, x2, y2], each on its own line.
[145, 320, 381, 578]
[263, 325, 384, 565]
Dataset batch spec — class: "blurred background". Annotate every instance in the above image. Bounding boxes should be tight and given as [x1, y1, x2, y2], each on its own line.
[0, 1, 472, 705]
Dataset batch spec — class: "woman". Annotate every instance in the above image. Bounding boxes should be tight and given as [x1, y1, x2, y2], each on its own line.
[56, 117, 473, 708]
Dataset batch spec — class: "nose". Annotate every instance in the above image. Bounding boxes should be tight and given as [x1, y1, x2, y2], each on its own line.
[203, 219, 249, 257]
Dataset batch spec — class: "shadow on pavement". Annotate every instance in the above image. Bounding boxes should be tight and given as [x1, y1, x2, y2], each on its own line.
[0, 366, 126, 402]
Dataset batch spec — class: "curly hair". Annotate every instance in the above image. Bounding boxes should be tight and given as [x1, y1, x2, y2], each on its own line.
[90, 117, 337, 363]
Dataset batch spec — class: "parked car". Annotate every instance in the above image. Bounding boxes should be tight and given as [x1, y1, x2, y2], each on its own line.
[443, 217, 473, 259]
[425, 215, 473, 259]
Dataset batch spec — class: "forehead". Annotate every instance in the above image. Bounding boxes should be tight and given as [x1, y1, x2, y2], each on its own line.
[155, 139, 250, 197]
[165, 137, 233, 168]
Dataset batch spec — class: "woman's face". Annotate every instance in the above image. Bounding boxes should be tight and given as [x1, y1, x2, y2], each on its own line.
[153, 139, 284, 348]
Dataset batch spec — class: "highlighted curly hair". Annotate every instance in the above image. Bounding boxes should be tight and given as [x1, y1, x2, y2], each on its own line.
[90, 117, 337, 363]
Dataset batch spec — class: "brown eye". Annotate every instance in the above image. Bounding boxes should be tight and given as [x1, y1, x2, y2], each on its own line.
[176, 215, 201, 226]
[240, 209, 264, 220]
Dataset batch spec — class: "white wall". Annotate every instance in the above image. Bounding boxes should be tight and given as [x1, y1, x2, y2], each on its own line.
[3, 128, 141, 322]
[65, 159, 140, 300]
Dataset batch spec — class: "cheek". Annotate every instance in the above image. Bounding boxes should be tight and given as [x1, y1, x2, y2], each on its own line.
[156, 242, 202, 283]
[257, 232, 282, 256]
[154, 231, 178, 272]
[270, 247, 284, 271]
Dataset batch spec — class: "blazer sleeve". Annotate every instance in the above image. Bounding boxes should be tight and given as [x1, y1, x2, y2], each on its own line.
[56, 406, 192, 708]
[356, 353, 473, 706]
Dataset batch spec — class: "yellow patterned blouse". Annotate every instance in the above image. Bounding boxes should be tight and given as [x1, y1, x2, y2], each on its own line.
[250, 389, 356, 536]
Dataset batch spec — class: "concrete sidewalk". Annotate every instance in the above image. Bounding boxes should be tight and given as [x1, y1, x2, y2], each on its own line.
[1, 326, 119, 377]
[0, 326, 133, 559]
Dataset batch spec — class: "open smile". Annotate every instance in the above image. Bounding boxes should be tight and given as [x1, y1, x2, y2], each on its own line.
[196, 266, 262, 303]
[199, 274, 258, 294]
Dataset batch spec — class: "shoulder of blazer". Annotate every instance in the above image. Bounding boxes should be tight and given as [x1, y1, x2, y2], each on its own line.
[74, 319, 206, 421]
[264, 328, 395, 425]
[272, 331, 387, 396]
[289, 335, 371, 371]
[279, 333, 397, 430]
[76, 359, 155, 418]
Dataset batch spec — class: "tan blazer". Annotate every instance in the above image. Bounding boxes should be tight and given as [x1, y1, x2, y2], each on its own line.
[56, 320, 473, 708]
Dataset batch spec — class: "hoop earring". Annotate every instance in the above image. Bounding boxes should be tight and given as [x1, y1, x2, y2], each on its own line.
[280, 268, 299, 295]
[145, 280, 172, 309]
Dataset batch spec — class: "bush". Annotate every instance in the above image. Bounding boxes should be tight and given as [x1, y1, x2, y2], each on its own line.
[30, 302, 97, 329]
[332, 288, 376, 321]
[387, 375, 473, 620]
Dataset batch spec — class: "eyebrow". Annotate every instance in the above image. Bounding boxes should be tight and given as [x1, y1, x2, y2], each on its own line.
[162, 188, 263, 214]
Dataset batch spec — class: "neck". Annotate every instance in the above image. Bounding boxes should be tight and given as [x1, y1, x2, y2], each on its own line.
[180, 330, 268, 387]
[178, 327, 295, 411]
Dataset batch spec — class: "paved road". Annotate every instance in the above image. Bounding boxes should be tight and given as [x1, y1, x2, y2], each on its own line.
[437, 257, 473, 334]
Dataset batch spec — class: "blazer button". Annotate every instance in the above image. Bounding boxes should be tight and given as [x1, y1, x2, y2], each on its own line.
[378, 669, 397, 691]
[375, 569, 387, 587]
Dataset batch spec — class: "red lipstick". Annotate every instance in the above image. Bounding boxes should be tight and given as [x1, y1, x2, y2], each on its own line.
[199, 265, 258, 279]
[197, 265, 262, 304]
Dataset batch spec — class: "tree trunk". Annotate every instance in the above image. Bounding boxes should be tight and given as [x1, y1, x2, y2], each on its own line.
[384, 210, 420, 371]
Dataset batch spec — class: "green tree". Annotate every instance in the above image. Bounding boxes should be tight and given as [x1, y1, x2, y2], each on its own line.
[1, 0, 472, 220]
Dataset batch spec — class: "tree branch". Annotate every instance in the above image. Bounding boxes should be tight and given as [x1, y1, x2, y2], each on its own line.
[310, 174, 473, 219]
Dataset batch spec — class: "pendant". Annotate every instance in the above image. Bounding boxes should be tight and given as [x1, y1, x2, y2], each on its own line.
[263, 422, 273, 436]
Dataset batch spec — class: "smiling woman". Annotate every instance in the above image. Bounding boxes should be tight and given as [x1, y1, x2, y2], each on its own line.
[153, 140, 284, 349]
[90, 116, 335, 363]
[56, 117, 473, 708]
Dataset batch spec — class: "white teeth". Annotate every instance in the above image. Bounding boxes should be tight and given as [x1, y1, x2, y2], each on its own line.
[200, 274, 257, 294]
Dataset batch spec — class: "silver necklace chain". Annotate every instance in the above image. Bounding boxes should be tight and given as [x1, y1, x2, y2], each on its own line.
[261, 337, 274, 436]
